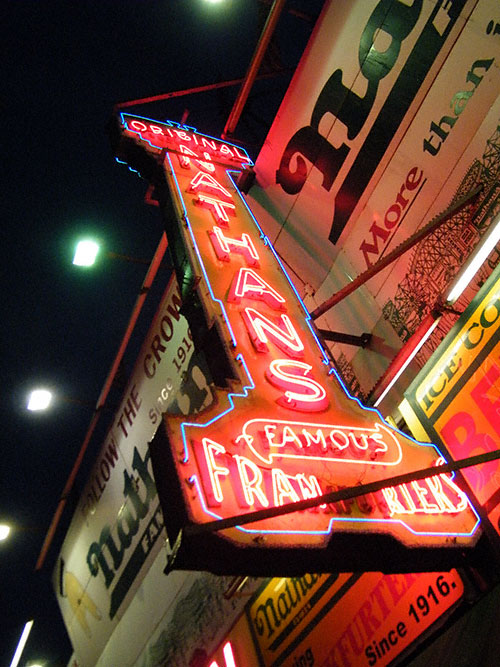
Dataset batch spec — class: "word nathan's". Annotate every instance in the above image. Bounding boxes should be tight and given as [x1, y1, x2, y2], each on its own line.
[121, 115, 478, 546]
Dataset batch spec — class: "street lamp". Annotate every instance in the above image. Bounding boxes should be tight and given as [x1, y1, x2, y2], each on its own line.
[27, 389, 53, 412]
[73, 238, 150, 267]
[26, 388, 98, 412]
[0, 524, 10, 540]
[72, 239, 100, 267]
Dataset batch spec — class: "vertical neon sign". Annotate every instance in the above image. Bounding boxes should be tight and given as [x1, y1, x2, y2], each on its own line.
[116, 114, 480, 552]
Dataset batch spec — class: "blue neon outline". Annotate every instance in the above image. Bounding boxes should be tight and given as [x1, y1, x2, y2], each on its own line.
[166, 153, 239, 348]
[116, 114, 480, 540]
[180, 353, 255, 464]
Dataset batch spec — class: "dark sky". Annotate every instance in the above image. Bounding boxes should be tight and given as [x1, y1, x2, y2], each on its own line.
[1, 1, 322, 664]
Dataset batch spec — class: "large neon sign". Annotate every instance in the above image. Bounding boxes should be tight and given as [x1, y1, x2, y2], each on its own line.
[114, 113, 480, 563]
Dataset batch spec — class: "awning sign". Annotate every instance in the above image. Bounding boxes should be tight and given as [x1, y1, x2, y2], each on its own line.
[113, 114, 480, 569]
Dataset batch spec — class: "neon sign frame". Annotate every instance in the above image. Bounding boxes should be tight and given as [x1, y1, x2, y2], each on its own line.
[115, 113, 481, 556]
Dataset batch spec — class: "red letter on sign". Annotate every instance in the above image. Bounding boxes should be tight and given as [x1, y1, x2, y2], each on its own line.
[441, 412, 496, 455]
[208, 227, 260, 266]
[470, 364, 500, 437]
[229, 268, 286, 311]
[266, 359, 329, 411]
[242, 308, 304, 357]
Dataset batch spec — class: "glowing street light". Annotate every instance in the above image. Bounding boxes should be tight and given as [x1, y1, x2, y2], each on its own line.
[73, 238, 150, 267]
[446, 211, 500, 303]
[0, 524, 10, 540]
[27, 389, 53, 412]
[26, 388, 97, 413]
[9, 620, 34, 667]
[73, 239, 100, 267]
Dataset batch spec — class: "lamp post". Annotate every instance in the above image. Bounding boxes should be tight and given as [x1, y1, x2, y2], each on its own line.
[26, 389, 53, 412]
[73, 239, 150, 267]
[26, 388, 99, 413]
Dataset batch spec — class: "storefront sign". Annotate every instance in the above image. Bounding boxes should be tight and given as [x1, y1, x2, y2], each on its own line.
[55, 277, 205, 666]
[401, 264, 500, 534]
[113, 113, 481, 572]
[207, 570, 464, 666]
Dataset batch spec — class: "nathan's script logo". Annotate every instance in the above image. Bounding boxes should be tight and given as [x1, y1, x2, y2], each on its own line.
[85, 447, 163, 619]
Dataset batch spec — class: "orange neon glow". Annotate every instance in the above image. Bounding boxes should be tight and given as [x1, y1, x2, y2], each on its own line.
[119, 114, 480, 549]
[178, 145, 216, 173]
[242, 308, 305, 357]
[208, 226, 260, 266]
[382, 466, 469, 516]
[265, 359, 329, 411]
[196, 194, 236, 224]
[193, 438, 230, 506]
[228, 268, 286, 310]
[189, 171, 232, 198]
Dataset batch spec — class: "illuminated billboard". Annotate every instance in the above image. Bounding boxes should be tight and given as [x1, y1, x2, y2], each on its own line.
[248, 0, 500, 403]
[401, 264, 500, 537]
[112, 113, 482, 573]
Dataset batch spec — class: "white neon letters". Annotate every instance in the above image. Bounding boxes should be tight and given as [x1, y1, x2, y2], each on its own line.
[242, 308, 305, 357]
[266, 360, 329, 411]
[229, 269, 286, 310]
[208, 227, 259, 266]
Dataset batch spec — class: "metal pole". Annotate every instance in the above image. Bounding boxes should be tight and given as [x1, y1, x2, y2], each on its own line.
[185, 448, 500, 535]
[310, 186, 482, 320]
[223, 0, 287, 138]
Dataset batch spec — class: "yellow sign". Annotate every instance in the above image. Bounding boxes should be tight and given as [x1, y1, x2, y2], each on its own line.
[277, 571, 463, 667]
[211, 571, 464, 666]
[401, 264, 500, 534]
[247, 573, 350, 664]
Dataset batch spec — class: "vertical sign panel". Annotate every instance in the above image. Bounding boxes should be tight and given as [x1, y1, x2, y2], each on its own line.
[113, 114, 480, 572]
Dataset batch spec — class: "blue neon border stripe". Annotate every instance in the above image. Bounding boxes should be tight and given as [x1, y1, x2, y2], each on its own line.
[117, 114, 481, 540]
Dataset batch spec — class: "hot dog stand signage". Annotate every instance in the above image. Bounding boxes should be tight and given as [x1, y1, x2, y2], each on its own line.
[400, 263, 500, 538]
[112, 113, 481, 573]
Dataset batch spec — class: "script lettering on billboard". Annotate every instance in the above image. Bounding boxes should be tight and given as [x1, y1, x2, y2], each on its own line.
[209, 571, 464, 666]
[275, 0, 469, 244]
[55, 278, 207, 664]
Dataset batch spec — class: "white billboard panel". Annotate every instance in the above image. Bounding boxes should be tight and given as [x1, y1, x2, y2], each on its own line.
[55, 276, 214, 666]
[248, 0, 500, 396]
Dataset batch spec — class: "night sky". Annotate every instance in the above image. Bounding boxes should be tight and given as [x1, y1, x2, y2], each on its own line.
[1, 1, 322, 664]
